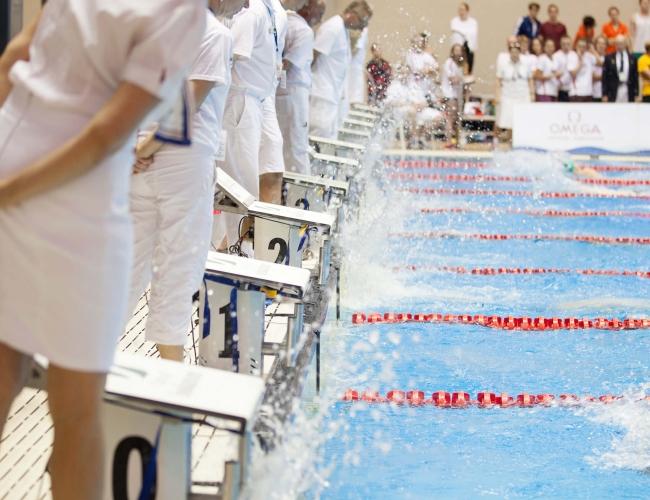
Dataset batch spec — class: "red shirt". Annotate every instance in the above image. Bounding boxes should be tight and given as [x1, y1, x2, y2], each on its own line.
[539, 22, 567, 51]
[602, 22, 629, 54]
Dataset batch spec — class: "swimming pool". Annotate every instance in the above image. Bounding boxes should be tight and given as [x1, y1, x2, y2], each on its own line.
[309, 151, 650, 499]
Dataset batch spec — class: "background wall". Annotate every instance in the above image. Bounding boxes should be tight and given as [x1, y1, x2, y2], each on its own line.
[20, 0, 641, 95]
[324, 0, 641, 95]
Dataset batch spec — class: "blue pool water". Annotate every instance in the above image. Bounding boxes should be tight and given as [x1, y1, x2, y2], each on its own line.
[311, 151, 650, 499]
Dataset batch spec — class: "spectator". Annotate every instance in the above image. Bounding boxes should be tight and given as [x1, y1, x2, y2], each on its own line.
[514, 3, 541, 40]
[631, 0, 650, 58]
[442, 44, 466, 148]
[534, 38, 562, 101]
[539, 4, 567, 51]
[638, 41, 650, 101]
[406, 33, 438, 100]
[591, 36, 608, 101]
[495, 41, 534, 141]
[602, 34, 640, 102]
[497, 35, 519, 69]
[367, 43, 392, 104]
[554, 34, 574, 101]
[450, 2, 479, 74]
[574, 16, 597, 48]
[531, 37, 544, 57]
[348, 27, 370, 106]
[602, 7, 629, 55]
[567, 38, 597, 102]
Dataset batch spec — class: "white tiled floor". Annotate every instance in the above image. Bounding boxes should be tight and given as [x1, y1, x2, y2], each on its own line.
[0, 289, 291, 499]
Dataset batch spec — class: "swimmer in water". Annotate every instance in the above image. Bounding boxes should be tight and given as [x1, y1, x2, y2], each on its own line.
[562, 158, 602, 178]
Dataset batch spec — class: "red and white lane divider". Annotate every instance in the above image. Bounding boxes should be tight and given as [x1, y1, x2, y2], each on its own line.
[389, 173, 531, 182]
[351, 312, 650, 331]
[389, 265, 650, 278]
[579, 178, 650, 186]
[390, 231, 650, 245]
[402, 188, 650, 200]
[384, 160, 650, 173]
[420, 208, 650, 218]
[340, 389, 648, 407]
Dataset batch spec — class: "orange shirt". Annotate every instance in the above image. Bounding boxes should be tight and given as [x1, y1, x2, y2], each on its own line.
[573, 25, 596, 47]
[602, 22, 629, 54]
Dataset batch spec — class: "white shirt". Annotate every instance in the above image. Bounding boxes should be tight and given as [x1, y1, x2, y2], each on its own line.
[281, 12, 314, 90]
[450, 16, 478, 52]
[521, 53, 538, 72]
[407, 50, 438, 95]
[615, 50, 630, 83]
[225, 0, 278, 99]
[497, 57, 532, 99]
[10, 0, 205, 123]
[441, 57, 463, 98]
[567, 51, 596, 96]
[191, 14, 234, 154]
[534, 54, 559, 96]
[384, 80, 428, 108]
[311, 15, 351, 104]
[269, 0, 288, 93]
[633, 13, 650, 53]
[553, 50, 573, 92]
[593, 60, 603, 98]
[348, 27, 369, 102]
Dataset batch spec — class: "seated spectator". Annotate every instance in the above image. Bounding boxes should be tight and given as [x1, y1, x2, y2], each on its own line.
[384, 64, 443, 148]
[442, 44, 466, 148]
[514, 3, 541, 40]
[553, 34, 574, 101]
[495, 42, 534, 141]
[534, 38, 562, 101]
[574, 16, 597, 48]
[638, 41, 650, 102]
[367, 43, 392, 104]
[567, 38, 597, 102]
[591, 36, 608, 101]
[539, 4, 567, 51]
[602, 34, 640, 102]
[602, 6, 629, 54]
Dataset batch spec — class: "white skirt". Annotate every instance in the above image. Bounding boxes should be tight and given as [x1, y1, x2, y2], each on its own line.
[0, 86, 134, 372]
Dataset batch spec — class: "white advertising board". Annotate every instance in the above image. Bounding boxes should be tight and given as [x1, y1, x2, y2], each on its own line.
[513, 103, 650, 155]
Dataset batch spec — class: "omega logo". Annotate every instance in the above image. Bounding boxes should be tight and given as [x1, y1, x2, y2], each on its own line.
[549, 111, 602, 135]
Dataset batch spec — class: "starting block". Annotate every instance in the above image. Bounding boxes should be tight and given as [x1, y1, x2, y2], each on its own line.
[342, 118, 375, 132]
[282, 171, 349, 234]
[28, 353, 265, 500]
[348, 109, 379, 123]
[338, 127, 371, 144]
[352, 103, 381, 115]
[310, 151, 359, 182]
[199, 251, 310, 372]
[309, 135, 365, 160]
[214, 168, 335, 284]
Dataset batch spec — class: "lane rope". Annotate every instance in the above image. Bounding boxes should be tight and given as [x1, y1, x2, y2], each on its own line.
[388, 265, 650, 278]
[420, 208, 650, 218]
[383, 160, 650, 172]
[401, 188, 650, 200]
[351, 312, 650, 331]
[341, 389, 649, 407]
[389, 173, 531, 182]
[390, 231, 650, 245]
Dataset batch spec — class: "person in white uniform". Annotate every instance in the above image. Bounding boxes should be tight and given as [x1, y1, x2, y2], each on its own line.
[553, 34, 574, 101]
[128, 4, 242, 362]
[495, 41, 534, 140]
[406, 32, 439, 102]
[216, 0, 280, 249]
[0, 0, 204, 497]
[309, 0, 372, 139]
[534, 38, 562, 101]
[442, 44, 466, 148]
[567, 38, 597, 102]
[277, 0, 326, 175]
[631, 0, 650, 58]
[450, 2, 478, 74]
[591, 36, 607, 102]
[348, 26, 369, 106]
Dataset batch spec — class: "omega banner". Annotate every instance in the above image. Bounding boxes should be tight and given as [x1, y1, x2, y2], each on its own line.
[513, 103, 650, 155]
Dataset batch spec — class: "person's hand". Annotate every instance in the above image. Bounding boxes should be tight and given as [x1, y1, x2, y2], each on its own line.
[602, 96, 609, 102]
[635, 96, 641, 103]
[133, 154, 154, 175]
[554, 71, 563, 79]
[450, 76, 460, 84]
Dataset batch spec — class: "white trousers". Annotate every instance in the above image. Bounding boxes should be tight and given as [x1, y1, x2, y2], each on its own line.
[309, 95, 340, 139]
[128, 143, 216, 346]
[277, 85, 311, 175]
[260, 95, 285, 175]
[215, 90, 264, 247]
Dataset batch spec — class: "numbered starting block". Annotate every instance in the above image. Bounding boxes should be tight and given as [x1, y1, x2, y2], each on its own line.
[214, 168, 335, 284]
[282, 171, 349, 234]
[309, 135, 365, 160]
[310, 151, 359, 182]
[338, 127, 371, 144]
[200, 251, 311, 372]
[28, 353, 264, 500]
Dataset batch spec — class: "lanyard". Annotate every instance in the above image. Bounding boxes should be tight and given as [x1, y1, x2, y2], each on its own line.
[267, 6, 279, 56]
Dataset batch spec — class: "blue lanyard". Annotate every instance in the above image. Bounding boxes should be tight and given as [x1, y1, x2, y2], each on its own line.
[267, 6, 279, 56]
